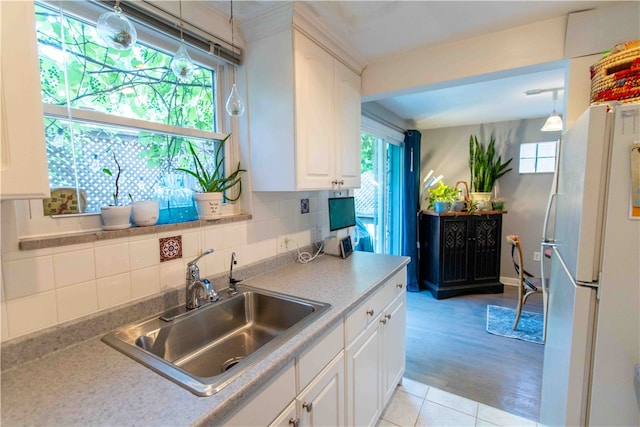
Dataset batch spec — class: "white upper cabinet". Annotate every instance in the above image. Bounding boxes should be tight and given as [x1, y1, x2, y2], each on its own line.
[1, 1, 50, 200]
[244, 6, 362, 191]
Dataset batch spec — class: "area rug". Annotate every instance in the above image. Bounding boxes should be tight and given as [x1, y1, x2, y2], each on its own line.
[486, 305, 544, 344]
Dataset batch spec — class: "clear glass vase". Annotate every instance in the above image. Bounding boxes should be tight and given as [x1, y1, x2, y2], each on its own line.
[154, 173, 197, 224]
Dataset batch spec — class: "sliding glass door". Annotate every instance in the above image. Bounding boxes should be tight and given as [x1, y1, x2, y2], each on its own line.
[354, 129, 403, 255]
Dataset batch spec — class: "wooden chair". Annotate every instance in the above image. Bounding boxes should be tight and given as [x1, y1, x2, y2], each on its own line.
[506, 235, 542, 330]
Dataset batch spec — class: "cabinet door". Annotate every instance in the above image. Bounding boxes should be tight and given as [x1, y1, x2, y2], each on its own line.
[298, 352, 345, 427]
[440, 217, 471, 284]
[294, 30, 335, 190]
[270, 400, 298, 427]
[470, 215, 502, 282]
[1, 1, 50, 200]
[346, 320, 382, 427]
[334, 61, 361, 188]
[381, 294, 406, 405]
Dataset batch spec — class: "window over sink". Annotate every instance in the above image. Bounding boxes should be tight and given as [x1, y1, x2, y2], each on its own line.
[33, 1, 232, 217]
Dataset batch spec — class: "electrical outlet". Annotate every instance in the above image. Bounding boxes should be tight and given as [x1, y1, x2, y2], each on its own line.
[278, 235, 290, 253]
[315, 224, 324, 242]
[533, 251, 541, 261]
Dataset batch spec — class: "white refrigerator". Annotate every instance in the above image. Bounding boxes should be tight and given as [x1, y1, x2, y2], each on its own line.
[540, 103, 640, 426]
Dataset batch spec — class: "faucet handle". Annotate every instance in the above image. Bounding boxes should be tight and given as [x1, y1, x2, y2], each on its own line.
[188, 249, 214, 267]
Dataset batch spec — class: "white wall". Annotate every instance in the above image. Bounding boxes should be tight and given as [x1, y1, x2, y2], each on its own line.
[0, 191, 329, 341]
[421, 117, 559, 280]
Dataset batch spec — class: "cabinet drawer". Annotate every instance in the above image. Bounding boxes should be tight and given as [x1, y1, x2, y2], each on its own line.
[379, 269, 407, 307]
[345, 287, 386, 345]
[297, 320, 344, 392]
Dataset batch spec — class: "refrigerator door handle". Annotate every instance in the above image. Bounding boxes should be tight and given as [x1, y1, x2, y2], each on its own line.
[542, 193, 557, 244]
[543, 136, 561, 244]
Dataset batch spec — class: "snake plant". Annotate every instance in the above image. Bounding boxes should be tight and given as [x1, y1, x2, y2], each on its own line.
[468, 134, 513, 193]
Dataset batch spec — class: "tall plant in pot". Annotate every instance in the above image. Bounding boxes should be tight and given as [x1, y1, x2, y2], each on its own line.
[100, 153, 132, 230]
[176, 134, 245, 219]
[468, 134, 513, 203]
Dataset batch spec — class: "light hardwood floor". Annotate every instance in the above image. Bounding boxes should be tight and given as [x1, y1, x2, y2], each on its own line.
[404, 286, 544, 422]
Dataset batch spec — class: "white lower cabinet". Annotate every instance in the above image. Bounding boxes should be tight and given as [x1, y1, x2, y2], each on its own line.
[273, 352, 345, 427]
[346, 319, 382, 426]
[222, 266, 406, 427]
[345, 268, 407, 427]
[381, 293, 406, 405]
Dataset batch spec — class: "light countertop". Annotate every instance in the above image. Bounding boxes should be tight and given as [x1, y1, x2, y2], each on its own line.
[1, 251, 409, 426]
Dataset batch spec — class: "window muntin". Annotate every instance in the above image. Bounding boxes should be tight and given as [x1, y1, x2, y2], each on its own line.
[35, 2, 226, 214]
[519, 141, 557, 174]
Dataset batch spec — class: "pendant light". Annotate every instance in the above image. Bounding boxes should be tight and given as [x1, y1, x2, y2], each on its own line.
[225, 0, 245, 117]
[170, 0, 195, 82]
[541, 89, 563, 132]
[525, 87, 564, 132]
[97, 0, 137, 50]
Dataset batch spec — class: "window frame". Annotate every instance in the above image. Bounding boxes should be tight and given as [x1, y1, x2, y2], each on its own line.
[518, 140, 558, 174]
[15, 0, 242, 239]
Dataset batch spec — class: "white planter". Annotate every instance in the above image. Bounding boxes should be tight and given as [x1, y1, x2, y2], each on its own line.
[132, 200, 159, 226]
[100, 205, 132, 230]
[469, 192, 492, 202]
[194, 192, 223, 219]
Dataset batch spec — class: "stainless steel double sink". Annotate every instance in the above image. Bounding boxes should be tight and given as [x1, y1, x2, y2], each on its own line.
[102, 284, 330, 396]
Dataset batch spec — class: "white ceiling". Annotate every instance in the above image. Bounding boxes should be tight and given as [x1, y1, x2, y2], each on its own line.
[206, 0, 621, 129]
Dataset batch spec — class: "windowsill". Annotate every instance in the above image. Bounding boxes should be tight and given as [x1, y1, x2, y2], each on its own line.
[19, 213, 252, 250]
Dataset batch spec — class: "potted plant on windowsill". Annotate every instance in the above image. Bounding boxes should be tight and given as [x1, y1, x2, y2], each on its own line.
[468, 134, 513, 204]
[428, 181, 459, 214]
[100, 153, 132, 230]
[176, 134, 245, 219]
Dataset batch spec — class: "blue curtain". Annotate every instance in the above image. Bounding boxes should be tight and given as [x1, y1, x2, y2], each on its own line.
[402, 130, 421, 291]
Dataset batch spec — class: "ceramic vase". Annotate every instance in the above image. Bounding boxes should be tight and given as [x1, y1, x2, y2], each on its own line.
[100, 205, 132, 230]
[132, 200, 159, 226]
[194, 192, 223, 219]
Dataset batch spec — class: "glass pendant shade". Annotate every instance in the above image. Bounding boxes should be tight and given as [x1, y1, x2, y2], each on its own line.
[541, 112, 563, 132]
[97, 7, 137, 50]
[170, 44, 196, 82]
[225, 83, 245, 116]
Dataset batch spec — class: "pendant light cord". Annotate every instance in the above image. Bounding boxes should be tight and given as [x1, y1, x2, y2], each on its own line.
[230, 0, 236, 83]
[178, 0, 184, 41]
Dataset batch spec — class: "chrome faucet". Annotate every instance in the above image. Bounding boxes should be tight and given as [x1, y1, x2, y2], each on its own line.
[186, 249, 219, 310]
[228, 252, 241, 295]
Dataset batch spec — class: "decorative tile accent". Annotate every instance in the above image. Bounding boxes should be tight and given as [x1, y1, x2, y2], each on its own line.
[159, 235, 182, 262]
[300, 198, 310, 214]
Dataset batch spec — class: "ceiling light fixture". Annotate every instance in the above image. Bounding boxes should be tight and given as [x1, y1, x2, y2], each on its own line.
[170, 0, 195, 82]
[525, 87, 564, 132]
[225, 0, 245, 117]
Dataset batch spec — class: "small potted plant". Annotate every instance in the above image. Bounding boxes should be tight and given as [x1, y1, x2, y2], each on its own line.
[428, 181, 459, 213]
[491, 198, 505, 211]
[100, 153, 132, 230]
[468, 134, 513, 203]
[176, 134, 245, 219]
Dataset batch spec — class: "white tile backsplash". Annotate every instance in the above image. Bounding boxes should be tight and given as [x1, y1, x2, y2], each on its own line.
[181, 230, 201, 259]
[1, 302, 8, 341]
[53, 249, 95, 288]
[128, 238, 159, 270]
[159, 259, 184, 291]
[130, 266, 160, 299]
[5, 291, 57, 337]
[56, 280, 98, 322]
[0, 191, 329, 341]
[2, 256, 55, 300]
[95, 243, 130, 278]
[96, 273, 131, 310]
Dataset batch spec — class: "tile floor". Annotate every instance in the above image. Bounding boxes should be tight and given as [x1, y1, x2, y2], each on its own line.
[378, 378, 539, 427]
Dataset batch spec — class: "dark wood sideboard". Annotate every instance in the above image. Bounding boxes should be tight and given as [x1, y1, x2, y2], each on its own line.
[419, 210, 505, 299]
